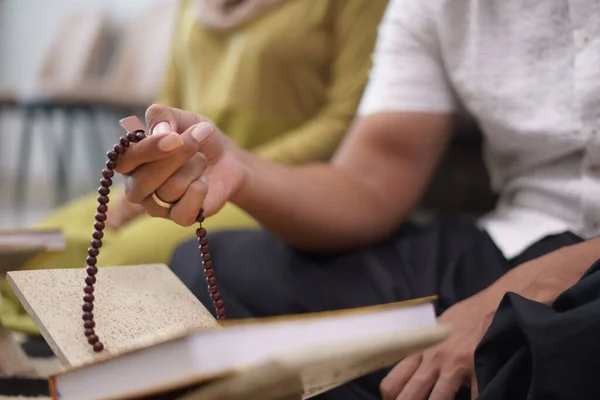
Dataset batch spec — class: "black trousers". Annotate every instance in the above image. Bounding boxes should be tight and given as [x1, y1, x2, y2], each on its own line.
[170, 214, 588, 399]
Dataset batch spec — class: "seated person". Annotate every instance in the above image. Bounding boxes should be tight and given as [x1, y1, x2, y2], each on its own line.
[116, 0, 600, 398]
[0, 0, 387, 334]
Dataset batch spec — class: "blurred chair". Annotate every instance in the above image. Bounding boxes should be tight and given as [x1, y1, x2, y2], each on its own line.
[14, 0, 177, 209]
[14, 7, 111, 210]
[24, 0, 177, 110]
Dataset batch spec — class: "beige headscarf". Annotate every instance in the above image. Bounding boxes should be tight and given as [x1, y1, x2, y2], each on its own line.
[195, 0, 289, 31]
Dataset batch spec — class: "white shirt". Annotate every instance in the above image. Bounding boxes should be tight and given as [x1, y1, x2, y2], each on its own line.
[358, 0, 600, 259]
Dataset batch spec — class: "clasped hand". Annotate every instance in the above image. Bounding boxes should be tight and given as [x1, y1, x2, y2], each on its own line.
[114, 105, 245, 226]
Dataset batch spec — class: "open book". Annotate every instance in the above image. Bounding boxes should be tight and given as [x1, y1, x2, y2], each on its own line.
[7, 264, 448, 400]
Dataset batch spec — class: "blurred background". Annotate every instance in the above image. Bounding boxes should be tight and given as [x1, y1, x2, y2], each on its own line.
[0, 0, 497, 233]
[0, 0, 176, 229]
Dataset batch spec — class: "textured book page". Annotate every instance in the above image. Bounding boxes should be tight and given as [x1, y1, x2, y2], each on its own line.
[7, 264, 219, 368]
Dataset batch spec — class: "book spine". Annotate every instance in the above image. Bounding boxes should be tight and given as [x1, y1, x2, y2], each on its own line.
[49, 376, 60, 400]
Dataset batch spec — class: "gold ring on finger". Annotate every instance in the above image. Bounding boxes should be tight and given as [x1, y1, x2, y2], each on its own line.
[151, 191, 176, 209]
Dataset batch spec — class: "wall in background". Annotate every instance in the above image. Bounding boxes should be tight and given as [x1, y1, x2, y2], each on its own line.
[0, 0, 164, 91]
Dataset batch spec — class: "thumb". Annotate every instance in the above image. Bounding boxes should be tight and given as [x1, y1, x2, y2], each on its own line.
[187, 121, 226, 162]
[145, 104, 209, 136]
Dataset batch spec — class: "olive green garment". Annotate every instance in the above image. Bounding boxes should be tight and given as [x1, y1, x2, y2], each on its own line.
[0, 0, 387, 335]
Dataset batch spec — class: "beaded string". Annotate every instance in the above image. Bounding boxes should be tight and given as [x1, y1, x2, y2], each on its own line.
[82, 124, 226, 353]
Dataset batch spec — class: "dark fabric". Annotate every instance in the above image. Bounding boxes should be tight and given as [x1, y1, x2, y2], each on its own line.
[475, 258, 600, 400]
[169, 215, 583, 400]
[0, 377, 49, 397]
[21, 335, 54, 358]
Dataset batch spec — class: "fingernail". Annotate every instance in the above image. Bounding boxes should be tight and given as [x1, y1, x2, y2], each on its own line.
[158, 133, 183, 152]
[152, 121, 171, 135]
[199, 175, 208, 184]
[192, 122, 213, 144]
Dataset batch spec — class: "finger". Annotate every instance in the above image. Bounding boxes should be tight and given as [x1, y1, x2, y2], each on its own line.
[155, 153, 207, 203]
[147, 105, 226, 163]
[396, 361, 439, 400]
[123, 123, 212, 204]
[470, 374, 479, 400]
[169, 178, 208, 226]
[145, 104, 212, 138]
[380, 354, 422, 400]
[105, 213, 121, 229]
[141, 177, 208, 226]
[428, 371, 465, 400]
[114, 131, 184, 174]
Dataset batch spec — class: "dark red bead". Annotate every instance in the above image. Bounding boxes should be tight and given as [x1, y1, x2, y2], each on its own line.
[107, 151, 118, 161]
[207, 285, 219, 294]
[100, 178, 112, 187]
[200, 245, 210, 254]
[94, 221, 105, 231]
[84, 328, 95, 337]
[93, 342, 104, 352]
[97, 195, 109, 205]
[198, 238, 208, 246]
[82, 302, 94, 312]
[85, 275, 96, 285]
[95, 213, 107, 222]
[196, 214, 205, 223]
[82, 312, 94, 321]
[92, 230, 104, 239]
[196, 228, 207, 238]
[91, 239, 102, 248]
[216, 308, 226, 318]
[84, 320, 95, 329]
[206, 277, 217, 286]
[86, 266, 98, 276]
[204, 269, 214, 278]
[97, 204, 108, 213]
[88, 247, 99, 257]
[201, 253, 211, 262]
[198, 207, 204, 215]
[86, 256, 97, 266]
[98, 186, 110, 196]
[202, 261, 212, 270]
[84, 285, 95, 294]
[210, 293, 221, 301]
[83, 294, 95, 302]
[127, 132, 137, 141]
[87, 335, 99, 345]
[114, 144, 125, 154]
[135, 131, 146, 141]
[102, 169, 114, 178]
[213, 299, 224, 309]
[120, 136, 130, 147]
[106, 160, 117, 170]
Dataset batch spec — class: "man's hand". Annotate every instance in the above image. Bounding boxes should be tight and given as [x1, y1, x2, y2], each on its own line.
[105, 196, 146, 229]
[381, 298, 494, 400]
[381, 237, 600, 400]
